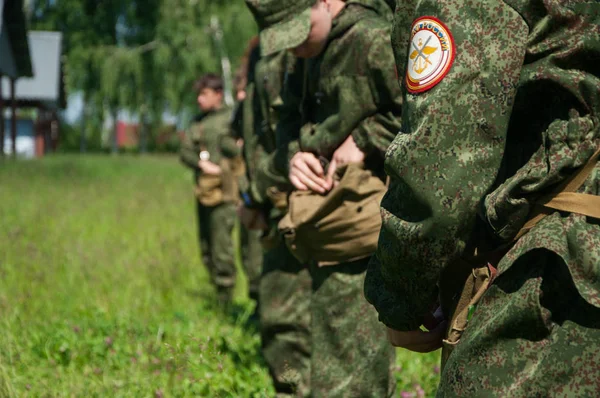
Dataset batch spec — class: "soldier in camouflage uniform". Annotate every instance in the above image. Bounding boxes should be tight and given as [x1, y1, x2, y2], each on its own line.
[231, 42, 266, 307]
[235, 43, 312, 396]
[365, 0, 600, 396]
[180, 74, 240, 307]
[245, 0, 402, 396]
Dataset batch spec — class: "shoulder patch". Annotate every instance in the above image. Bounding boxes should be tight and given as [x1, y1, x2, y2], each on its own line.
[405, 16, 455, 94]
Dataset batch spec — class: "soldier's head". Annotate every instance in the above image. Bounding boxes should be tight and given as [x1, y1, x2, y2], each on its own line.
[194, 73, 224, 112]
[245, 0, 345, 59]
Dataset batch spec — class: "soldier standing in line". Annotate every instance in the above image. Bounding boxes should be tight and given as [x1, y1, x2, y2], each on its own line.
[230, 39, 265, 314]
[365, 0, 600, 396]
[180, 74, 241, 308]
[244, 0, 402, 395]
[237, 44, 312, 395]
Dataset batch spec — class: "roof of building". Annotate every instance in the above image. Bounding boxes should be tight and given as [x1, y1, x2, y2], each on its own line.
[1, 31, 65, 110]
[0, 0, 33, 78]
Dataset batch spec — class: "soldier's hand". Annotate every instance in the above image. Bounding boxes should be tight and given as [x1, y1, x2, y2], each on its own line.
[198, 160, 222, 175]
[289, 152, 332, 194]
[238, 205, 268, 231]
[386, 320, 447, 353]
[327, 135, 365, 185]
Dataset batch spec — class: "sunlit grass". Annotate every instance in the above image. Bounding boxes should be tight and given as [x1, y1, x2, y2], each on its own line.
[0, 155, 439, 396]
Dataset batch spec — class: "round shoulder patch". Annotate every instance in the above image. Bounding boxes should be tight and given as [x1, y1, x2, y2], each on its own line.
[405, 16, 456, 94]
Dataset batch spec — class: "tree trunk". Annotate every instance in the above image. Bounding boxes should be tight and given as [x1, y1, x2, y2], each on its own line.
[10, 78, 17, 159]
[80, 102, 87, 153]
[210, 16, 234, 107]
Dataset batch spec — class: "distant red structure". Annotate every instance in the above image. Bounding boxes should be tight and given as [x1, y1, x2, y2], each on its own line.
[116, 121, 140, 148]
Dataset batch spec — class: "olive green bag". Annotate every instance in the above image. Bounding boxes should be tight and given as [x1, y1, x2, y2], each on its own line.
[278, 163, 386, 266]
[221, 156, 246, 204]
[196, 156, 246, 207]
[195, 174, 224, 207]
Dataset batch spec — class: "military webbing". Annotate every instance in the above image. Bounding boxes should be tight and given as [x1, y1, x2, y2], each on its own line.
[515, 144, 600, 240]
[442, 143, 600, 367]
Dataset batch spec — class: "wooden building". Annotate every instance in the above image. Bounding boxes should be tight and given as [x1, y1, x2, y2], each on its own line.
[0, 0, 33, 157]
[1, 30, 65, 158]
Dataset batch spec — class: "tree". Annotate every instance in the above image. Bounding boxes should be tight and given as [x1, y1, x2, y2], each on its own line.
[28, 0, 257, 152]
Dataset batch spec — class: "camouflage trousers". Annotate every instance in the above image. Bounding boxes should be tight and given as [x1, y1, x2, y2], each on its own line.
[240, 224, 263, 302]
[197, 202, 237, 303]
[261, 241, 312, 397]
[261, 243, 395, 397]
[197, 202, 264, 304]
[439, 249, 600, 397]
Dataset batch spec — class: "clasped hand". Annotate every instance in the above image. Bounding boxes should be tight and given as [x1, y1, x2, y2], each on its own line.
[289, 135, 365, 193]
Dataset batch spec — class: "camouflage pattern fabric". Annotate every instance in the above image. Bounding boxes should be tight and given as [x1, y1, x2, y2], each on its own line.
[265, 1, 401, 182]
[261, 244, 396, 397]
[238, 49, 295, 210]
[180, 107, 233, 170]
[197, 202, 237, 304]
[245, 0, 315, 56]
[237, 49, 312, 395]
[440, 249, 600, 397]
[181, 107, 240, 305]
[240, 225, 263, 302]
[310, 257, 395, 397]
[260, 240, 312, 397]
[244, 1, 401, 395]
[365, 0, 600, 395]
[252, 51, 302, 205]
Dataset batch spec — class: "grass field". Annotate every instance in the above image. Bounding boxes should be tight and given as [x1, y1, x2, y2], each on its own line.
[0, 155, 439, 397]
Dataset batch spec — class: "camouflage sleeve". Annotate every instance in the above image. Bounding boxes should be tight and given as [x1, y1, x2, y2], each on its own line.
[254, 66, 304, 196]
[365, 1, 528, 331]
[243, 82, 287, 206]
[179, 130, 199, 170]
[247, 113, 297, 206]
[254, 116, 302, 198]
[351, 31, 402, 158]
[220, 135, 242, 159]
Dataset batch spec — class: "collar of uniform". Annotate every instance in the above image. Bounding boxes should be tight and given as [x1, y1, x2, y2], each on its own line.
[327, 2, 374, 41]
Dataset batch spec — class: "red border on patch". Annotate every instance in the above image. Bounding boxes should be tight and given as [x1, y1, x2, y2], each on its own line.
[405, 16, 456, 94]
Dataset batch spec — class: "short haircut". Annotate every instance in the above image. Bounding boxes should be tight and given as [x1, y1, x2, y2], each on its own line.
[194, 73, 224, 93]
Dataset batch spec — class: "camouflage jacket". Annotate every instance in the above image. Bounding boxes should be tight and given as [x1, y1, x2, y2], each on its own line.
[179, 106, 237, 176]
[258, 0, 402, 188]
[234, 48, 296, 209]
[365, 0, 600, 331]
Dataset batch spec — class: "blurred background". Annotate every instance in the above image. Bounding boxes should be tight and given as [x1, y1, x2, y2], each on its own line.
[1, 0, 255, 158]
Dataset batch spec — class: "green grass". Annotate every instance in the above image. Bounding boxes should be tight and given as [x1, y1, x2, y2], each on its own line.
[0, 155, 439, 397]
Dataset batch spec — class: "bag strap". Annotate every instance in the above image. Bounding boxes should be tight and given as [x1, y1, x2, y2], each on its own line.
[442, 144, 599, 362]
[514, 145, 600, 240]
[538, 192, 600, 218]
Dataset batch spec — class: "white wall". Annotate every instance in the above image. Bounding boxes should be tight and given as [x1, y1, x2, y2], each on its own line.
[3, 118, 35, 158]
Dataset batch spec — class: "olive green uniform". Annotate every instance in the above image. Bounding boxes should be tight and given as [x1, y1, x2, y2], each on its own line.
[237, 47, 312, 397]
[246, 0, 402, 395]
[365, 0, 600, 396]
[180, 107, 238, 304]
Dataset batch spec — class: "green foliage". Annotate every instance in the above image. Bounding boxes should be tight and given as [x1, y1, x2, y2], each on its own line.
[0, 155, 440, 396]
[29, 0, 257, 133]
